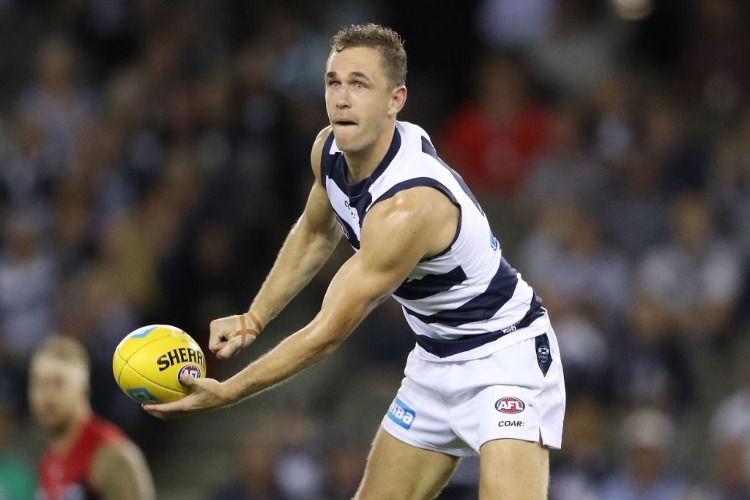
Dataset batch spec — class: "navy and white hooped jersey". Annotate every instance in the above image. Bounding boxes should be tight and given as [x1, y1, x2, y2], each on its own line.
[320, 121, 545, 361]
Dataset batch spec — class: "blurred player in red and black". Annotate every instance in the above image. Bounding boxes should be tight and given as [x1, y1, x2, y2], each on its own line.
[29, 336, 156, 500]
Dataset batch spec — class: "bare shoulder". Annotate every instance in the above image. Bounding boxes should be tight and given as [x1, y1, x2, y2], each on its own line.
[364, 186, 459, 258]
[92, 439, 156, 500]
[310, 126, 333, 181]
[93, 438, 141, 468]
[368, 186, 456, 227]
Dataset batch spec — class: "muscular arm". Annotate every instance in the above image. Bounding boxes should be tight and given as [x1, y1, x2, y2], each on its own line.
[91, 441, 156, 500]
[248, 127, 342, 327]
[144, 186, 459, 416]
[249, 181, 341, 326]
[227, 185, 456, 400]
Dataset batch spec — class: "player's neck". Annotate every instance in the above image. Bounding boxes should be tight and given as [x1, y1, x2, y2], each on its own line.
[345, 157, 377, 183]
[49, 407, 92, 454]
[344, 124, 396, 183]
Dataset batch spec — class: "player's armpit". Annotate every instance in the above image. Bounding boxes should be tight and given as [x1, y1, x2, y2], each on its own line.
[91, 441, 156, 500]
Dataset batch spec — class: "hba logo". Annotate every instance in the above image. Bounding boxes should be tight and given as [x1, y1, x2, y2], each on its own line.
[387, 397, 416, 430]
[495, 397, 525, 414]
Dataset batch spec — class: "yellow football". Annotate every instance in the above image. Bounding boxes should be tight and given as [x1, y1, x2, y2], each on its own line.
[112, 324, 206, 404]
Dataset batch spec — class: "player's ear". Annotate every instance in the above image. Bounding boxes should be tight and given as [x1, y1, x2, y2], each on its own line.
[389, 85, 407, 116]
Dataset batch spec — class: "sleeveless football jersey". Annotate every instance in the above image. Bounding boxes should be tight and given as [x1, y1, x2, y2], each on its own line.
[320, 121, 544, 360]
[37, 416, 126, 500]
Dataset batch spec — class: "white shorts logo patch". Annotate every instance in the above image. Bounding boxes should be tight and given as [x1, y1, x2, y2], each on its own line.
[388, 397, 416, 429]
[495, 397, 525, 414]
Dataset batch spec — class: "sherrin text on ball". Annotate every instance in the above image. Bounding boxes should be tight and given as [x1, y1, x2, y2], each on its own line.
[113, 324, 206, 404]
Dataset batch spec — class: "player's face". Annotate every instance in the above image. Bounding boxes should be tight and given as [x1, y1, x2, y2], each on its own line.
[28, 354, 89, 433]
[325, 46, 404, 155]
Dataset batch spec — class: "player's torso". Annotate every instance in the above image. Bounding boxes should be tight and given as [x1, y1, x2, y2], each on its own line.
[321, 121, 540, 359]
[37, 417, 123, 500]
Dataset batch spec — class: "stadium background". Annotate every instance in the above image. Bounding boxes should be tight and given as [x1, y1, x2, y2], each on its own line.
[1, 0, 750, 498]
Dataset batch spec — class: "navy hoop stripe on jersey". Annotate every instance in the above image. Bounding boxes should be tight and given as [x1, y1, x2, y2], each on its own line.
[413, 294, 545, 357]
[373, 177, 459, 208]
[401, 257, 519, 326]
[394, 266, 468, 301]
[322, 121, 543, 359]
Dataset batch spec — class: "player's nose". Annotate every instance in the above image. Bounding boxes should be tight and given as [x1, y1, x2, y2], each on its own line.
[334, 87, 350, 108]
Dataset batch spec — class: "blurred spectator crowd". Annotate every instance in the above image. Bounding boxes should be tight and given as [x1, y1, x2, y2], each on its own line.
[1, 0, 750, 498]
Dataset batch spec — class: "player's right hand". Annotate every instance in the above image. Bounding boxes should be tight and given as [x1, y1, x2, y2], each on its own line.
[209, 312, 263, 359]
[143, 373, 232, 418]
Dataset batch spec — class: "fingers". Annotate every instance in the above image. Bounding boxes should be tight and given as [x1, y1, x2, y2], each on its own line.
[209, 313, 260, 356]
[179, 372, 199, 387]
[142, 399, 189, 420]
[143, 376, 202, 419]
[142, 377, 204, 418]
[208, 317, 234, 353]
[208, 315, 243, 352]
[216, 342, 242, 359]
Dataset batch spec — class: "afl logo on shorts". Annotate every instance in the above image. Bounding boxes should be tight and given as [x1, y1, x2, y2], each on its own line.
[495, 397, 525, 414]
[178, 364, 202, 385]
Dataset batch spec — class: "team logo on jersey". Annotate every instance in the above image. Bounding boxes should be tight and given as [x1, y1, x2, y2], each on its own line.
[178, 364, 202, 385]
[489, 231, 499, 251]
[495, 397, 525, 414]
[387, 397, 416, 429]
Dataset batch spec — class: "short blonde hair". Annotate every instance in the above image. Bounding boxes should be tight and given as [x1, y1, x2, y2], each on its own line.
[330, 23, 407, 87]
[33, 335, 90, 374]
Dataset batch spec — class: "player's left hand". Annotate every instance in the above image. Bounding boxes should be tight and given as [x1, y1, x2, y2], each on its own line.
[142, 374, 232, 419]
[209, 312, 263, 359]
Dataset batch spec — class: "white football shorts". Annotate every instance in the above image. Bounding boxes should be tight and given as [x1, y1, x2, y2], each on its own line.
[381, 321, 566, 456]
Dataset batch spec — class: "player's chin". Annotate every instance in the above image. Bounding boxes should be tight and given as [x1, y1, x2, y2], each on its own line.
[39, 417, 67, 433]
[331, 126, 359, 148]
[32, 409, 63, 427]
